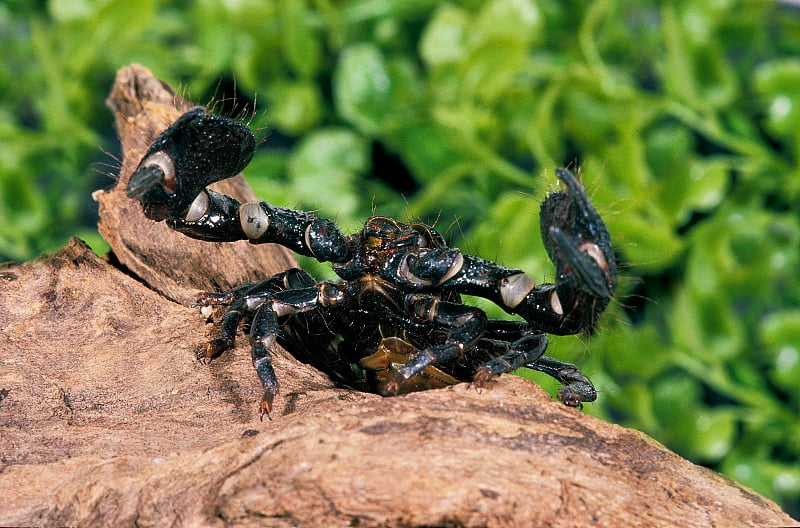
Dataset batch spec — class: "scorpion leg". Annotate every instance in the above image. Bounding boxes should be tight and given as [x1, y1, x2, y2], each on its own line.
[243, 281, 347, 419]
[192, 269, 316, 361]
[249, 305, 280, 420]
[477, 320, 597, 405]
[386, 295, 488, 395]
[527, 355, 597, 407]
[472, 333, 548, 389]
[189, 269, 326, 419]
[196, 297, 246, 362]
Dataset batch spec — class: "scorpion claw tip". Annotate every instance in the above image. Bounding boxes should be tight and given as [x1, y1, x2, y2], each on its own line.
[126, 165, 165, 200]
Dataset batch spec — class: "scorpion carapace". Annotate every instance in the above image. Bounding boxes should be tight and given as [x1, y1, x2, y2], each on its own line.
[127, 107, 617, 419]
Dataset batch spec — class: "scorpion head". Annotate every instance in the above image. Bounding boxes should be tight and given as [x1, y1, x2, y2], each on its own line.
[126, 108, 256, 221]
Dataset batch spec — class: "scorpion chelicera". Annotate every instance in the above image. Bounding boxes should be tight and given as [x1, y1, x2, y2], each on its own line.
[126, 108, 617, 419]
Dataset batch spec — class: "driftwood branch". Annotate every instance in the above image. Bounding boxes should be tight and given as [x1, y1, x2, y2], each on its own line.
[0, 64, 795, 527]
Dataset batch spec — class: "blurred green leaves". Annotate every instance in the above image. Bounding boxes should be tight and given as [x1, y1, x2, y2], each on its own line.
[2, 0, 800, 516]
[334, 44, 394, 134]
[755, 59, 800, 140]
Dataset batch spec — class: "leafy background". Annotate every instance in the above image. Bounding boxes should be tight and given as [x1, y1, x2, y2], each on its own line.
[2, 0, 799, 517]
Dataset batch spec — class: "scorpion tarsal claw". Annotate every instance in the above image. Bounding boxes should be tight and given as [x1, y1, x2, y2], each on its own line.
[259, 390, 276, 421]
[556, 381, 596, 408]
[557, 389, 584, 409]
[471, 368, 493, 392]
[196, 339, 230, 362]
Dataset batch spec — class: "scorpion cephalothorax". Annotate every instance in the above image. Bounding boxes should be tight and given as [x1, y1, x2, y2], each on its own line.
[127, 107, 617, 419]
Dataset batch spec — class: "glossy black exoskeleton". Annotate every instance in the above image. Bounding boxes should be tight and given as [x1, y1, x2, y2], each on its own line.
[127, 108, 617, 419]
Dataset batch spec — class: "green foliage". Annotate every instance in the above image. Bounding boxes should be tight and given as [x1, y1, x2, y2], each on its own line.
[2, 0, 799, 515]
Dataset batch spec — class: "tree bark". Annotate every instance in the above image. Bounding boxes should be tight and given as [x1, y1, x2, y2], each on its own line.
[0, 64, 794, 528]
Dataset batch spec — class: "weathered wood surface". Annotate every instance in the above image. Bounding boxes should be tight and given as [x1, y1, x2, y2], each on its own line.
[0, 64, 795, 528]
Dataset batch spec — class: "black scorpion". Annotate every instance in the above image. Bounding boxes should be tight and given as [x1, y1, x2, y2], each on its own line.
[126, 108, 617, 419]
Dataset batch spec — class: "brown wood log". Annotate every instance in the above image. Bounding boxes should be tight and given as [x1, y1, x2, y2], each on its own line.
[0, 64, 795, 527]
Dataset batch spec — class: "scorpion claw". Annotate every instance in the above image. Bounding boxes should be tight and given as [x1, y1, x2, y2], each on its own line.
[126, 107, 256, 221]
[541, 169, 616, 300]
[510, 168, 617, 335]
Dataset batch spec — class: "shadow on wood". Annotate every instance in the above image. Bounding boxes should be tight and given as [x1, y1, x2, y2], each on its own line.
[0, 64, 795, 527]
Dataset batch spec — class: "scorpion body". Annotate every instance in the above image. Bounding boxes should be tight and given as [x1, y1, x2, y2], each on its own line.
[127, 108, 617, 419]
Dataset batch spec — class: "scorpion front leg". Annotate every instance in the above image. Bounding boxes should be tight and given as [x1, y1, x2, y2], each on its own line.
[196, 275, 347, 420]
[472, 321, 595, 407]
[528, 355, 597, 407]
[193, 268, 319, 363]
[247, 282, 348, 419]
[472, 333, 548, 387]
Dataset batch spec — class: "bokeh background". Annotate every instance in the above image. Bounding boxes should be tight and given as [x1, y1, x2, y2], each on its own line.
[2, 0, 799, 516]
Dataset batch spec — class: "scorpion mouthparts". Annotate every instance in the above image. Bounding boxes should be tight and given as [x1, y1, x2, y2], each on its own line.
[127, 164, 166, 200]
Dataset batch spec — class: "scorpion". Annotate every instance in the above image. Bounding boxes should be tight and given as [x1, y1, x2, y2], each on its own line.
[126, 107, 617, 419]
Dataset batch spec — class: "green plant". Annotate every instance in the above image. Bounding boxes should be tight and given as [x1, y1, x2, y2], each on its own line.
[2, 0, 798, 516]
